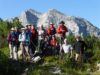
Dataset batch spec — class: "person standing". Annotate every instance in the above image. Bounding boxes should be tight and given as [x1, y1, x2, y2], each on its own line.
[14, 27, 21, 53]
[7, 28, 18, 60]
[73, 35, 87, 63]
[38, 26, 45, 50]
[19, 28, 30, 61]
[47, 23, 56, 41]
[57, 21, 68, 44]
[29, 25, 38, 58]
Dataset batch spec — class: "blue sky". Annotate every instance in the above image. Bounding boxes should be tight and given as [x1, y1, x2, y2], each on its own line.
[0, 0, 100, 28]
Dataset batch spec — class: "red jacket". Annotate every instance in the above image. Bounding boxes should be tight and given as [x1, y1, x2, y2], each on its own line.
[57, 25, 68, 36]
[50, 39, 57, 48]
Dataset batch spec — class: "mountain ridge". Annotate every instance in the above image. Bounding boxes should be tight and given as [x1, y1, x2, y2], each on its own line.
[13, 9, 100, 37]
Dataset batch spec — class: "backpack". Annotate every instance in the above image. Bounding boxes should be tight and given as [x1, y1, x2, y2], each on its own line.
[48, 27, 56, 35]
[10, 32, 18, 45]
[51, 27, 56, 35]
[25, 32, 30, 42]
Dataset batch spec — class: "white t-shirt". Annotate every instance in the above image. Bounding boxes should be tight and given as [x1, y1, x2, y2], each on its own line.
[62, 44, 73, 53]
[38, 30, 44, 40]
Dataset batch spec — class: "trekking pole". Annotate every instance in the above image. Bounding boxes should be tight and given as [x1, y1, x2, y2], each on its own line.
[30, 40, 37, 49]
[29, 40, 38, 57]
[37, 36, 41, 51]
[59, 36, 63, 60]
[30, 38, 41, 52]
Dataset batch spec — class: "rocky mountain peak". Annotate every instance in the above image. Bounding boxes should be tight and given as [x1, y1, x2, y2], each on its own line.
[18, 9, 100, 37]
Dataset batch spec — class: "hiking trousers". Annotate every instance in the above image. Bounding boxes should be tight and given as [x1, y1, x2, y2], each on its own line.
[75, 53, 84, 63]
[9, 44, 18, 60]
[20, 43, 30, 61]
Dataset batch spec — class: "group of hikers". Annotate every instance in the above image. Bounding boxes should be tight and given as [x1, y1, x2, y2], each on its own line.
[7, 21, 87, 63]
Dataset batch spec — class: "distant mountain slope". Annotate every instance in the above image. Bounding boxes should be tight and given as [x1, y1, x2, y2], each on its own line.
[19, 9, 41, 26]
[19, 9, 100, 37]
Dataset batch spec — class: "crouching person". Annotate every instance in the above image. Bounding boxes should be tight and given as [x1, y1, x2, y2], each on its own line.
[60, 39, 73, 59]
[19, 28, 30, 61]
[41, 37, 52, 56]
[7, 28, 18, 60]
[50, 36, 60, 55]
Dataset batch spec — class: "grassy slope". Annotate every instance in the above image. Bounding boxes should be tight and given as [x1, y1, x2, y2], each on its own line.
[0, 47, 100, 75]
[0, 47, 34, 75]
